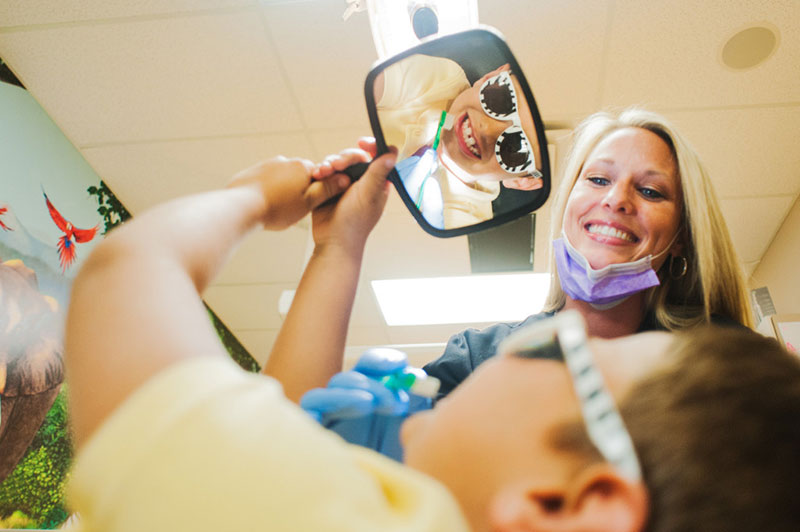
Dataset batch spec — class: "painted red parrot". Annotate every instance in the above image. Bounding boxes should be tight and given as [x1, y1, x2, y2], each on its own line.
[0, 206, 12, 231]
[42, 190, 99, 272]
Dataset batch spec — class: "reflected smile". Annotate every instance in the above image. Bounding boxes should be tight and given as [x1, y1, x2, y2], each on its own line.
[586, 223, 638, 243]
[456, 112, 481, 160]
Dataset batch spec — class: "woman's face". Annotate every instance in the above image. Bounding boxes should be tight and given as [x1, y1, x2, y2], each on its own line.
[563, 127, 683, 270]
[439, 65, 541, 185]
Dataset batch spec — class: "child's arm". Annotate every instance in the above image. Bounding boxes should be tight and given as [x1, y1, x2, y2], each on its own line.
[64, 156, 354, 449]
[263, 138, 396, 402]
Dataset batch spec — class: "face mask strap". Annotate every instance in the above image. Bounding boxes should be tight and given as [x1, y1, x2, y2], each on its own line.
[651, 226, 683, 264]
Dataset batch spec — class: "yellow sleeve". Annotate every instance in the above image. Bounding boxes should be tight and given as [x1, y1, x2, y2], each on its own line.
[67, 357, 468, 532]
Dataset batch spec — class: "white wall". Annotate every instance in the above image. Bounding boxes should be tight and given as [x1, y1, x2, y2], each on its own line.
[750, 196, 800, 314]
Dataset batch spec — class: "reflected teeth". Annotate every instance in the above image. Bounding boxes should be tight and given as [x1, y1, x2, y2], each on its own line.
[462, 116, 480, 157]
[588, 224, 635, 242]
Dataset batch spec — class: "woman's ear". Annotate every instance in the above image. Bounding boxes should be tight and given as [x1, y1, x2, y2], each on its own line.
[487, 465, 648, 532]
[669, 238, 685, 259]
[669, 224, 689, 258]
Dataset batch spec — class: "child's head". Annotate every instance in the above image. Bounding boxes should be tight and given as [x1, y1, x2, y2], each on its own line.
[438, 64, 544, 191]
[401, 326, 800, 532]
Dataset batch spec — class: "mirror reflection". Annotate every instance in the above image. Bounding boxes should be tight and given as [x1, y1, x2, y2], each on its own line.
[367, 31, 548, 234]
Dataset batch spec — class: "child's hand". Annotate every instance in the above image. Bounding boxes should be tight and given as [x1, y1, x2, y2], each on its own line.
[311, 138, 396, 254]
[228, 156, 351, 231]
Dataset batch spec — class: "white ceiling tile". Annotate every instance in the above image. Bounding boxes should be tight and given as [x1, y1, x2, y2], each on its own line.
[260, 1, 376, 130]
[532, 209, 552, 273]
[232, 328, 278, 367]
[603, 0, 800, 109]
[720, 195, 796, 263]
[742, 260, 760, 279]
[204, 282, 293, 330]
[308, 127, 374, 162]
[344, 326, 391, 351]
[0, 0, 256, 27]
[0, 9, 301, 143]
[351, 280, 387, 327]
[215, 227, 309, 285]
[668, 107, 800, 198]
[480, 0, 611, 119]
[82, 133, 315, 214]
[529, 130, 569, 273]
[365, 211, 472, 279]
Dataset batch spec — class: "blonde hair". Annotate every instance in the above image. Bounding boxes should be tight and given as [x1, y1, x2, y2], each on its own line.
[543, 108, 753, 329]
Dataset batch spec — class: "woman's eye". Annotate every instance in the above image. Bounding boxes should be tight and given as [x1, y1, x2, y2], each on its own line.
[587, 176, 609, 186]
[639, 187, 664, 200]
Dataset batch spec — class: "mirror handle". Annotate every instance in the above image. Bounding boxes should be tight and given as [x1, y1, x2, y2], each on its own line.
[342, 161, 370, 183]
[316, 160, 372, 209]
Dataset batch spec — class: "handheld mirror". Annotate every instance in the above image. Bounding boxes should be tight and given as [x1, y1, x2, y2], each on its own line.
[364, 27, 550, 237]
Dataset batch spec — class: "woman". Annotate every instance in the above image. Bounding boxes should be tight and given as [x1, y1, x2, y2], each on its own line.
[422, 108, 753, 396]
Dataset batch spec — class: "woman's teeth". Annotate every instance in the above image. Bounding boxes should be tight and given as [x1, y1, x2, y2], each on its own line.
[462, 116, 480, 157]
[587, 224, 636, 242]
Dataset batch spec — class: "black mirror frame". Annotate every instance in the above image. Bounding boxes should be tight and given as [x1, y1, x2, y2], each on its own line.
[364, 26, 551, 238]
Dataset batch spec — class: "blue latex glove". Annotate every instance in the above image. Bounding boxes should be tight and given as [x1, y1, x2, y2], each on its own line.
[301, 347, 439, 461]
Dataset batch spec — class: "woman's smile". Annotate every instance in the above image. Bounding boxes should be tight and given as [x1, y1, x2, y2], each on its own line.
[584, 221, 639, 244]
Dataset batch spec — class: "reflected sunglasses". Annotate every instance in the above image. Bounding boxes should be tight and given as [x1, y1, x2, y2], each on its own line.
[478, 70, 542, 179]
[497, 310, 642, 482]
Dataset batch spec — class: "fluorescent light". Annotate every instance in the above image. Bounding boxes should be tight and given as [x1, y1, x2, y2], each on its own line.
[278, 289, 296, 320]
[372, 273, 550, 326]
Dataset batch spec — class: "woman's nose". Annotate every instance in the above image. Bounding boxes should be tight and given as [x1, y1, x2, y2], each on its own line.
[603, 183, 635, 213]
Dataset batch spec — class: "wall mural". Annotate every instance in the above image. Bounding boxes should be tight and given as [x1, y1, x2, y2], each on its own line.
[0, 77, 101, 528]
[0, 73, 255, 528]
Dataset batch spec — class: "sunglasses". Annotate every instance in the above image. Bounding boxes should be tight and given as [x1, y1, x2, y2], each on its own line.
[497, 310, 642, 482]
[478, 70, 542, 179]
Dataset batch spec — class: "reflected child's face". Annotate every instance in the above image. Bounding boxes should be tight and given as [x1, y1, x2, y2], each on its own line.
[440, 65, 543, 191]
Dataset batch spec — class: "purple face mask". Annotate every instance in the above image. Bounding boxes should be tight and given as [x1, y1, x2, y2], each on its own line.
[553, 233, 661, 309]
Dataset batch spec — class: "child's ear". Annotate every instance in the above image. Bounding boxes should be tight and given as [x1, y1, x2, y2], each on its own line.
[561, 464, 648, 532]
[487, 464, 648, 532]
[474, 63, 512, 86]
[502, 176, 544, 191]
